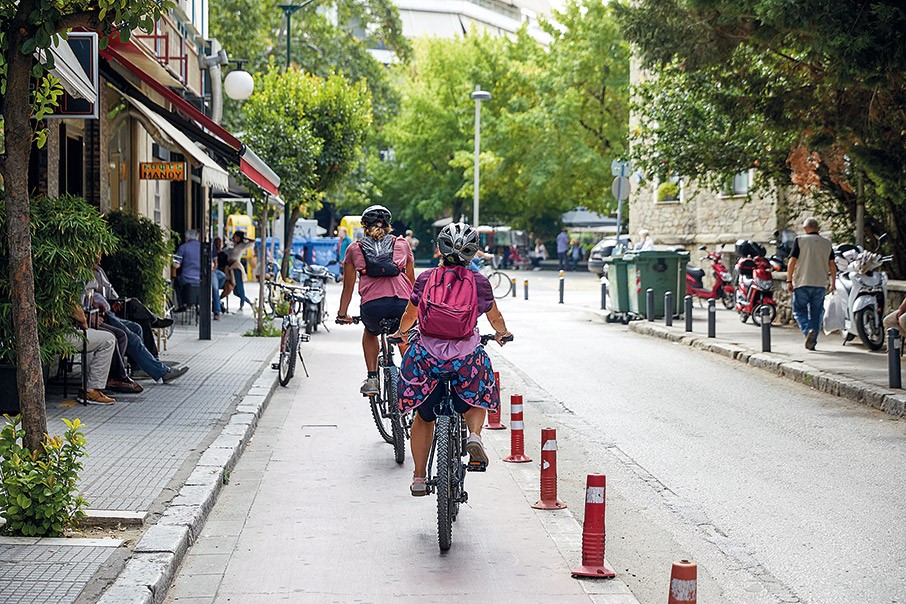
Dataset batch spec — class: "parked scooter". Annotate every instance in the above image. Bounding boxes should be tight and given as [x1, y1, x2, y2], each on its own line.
[292, 255, 339, 334]
[735, 254, 777, 325]
[833, 235, 892, 350]
[685, 246, 735, 309]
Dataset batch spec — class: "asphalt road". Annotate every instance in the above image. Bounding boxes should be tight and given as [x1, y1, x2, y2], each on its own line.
[491, 272, 906, 604]
[167, 273, 906, 603]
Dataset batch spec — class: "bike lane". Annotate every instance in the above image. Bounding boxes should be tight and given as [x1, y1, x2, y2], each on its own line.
[165, 320, 639, 603]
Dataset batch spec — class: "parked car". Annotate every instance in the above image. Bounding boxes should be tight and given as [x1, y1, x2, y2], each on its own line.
[587, 235, 633, 277]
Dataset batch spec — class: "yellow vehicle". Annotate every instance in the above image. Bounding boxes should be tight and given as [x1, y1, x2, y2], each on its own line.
[338, 215, 364, 241]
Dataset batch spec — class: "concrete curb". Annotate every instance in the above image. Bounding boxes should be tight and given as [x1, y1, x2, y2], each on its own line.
[96, 355, 280, 604]
[627, 322, 906, 417]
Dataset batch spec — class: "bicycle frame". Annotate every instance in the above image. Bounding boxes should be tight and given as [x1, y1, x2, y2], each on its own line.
[426, 379, 467, 497]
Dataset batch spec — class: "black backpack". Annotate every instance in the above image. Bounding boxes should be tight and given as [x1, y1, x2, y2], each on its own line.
[359, 236, 403, 278]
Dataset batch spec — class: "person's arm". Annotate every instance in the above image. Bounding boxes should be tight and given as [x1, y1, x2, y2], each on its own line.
[485, 302, 512, 346]
[395, 301, 418, 336]
[786, 257, 797, 293]
[336, 261, 358, 323]
[405, 260, 415, 285]
[828, 257, 837, 292]
[896, 297, 906, 319]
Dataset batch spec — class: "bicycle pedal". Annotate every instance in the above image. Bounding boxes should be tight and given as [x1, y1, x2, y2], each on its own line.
[271, 362, 280, 370]
[466, 462, 487, 472]
[300, 334, 311, 342]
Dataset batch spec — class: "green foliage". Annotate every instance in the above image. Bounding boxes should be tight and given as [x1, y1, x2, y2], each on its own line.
[657, 181, 680, 202]
[101, 211, 169, 315]
[243, 320, 282, 337]
[616, 0, 906, 276]
[0, 415, 88, 537]
[241, 65, 373, 215]
[376, 3, 629, 231]
[0, 195, 117, 365]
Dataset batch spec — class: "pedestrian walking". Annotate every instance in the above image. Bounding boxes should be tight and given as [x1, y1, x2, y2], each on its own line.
[636, 229, 654, 251]
[556, 229, 569, 271]
[568, 239, 584, 271]
[786, 217, 836, 350]
[405, 229, 420, 253]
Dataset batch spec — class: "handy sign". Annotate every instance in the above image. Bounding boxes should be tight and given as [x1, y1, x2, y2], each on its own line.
[140, 162, 187, 181]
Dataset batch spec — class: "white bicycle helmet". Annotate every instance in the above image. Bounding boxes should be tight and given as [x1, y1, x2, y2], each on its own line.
[437, 222, 480, 265]
[362, 204, 392, 227]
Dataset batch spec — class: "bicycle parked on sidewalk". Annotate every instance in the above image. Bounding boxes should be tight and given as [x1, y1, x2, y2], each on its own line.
[476, 257, 513, 299]
[267, 280, 310, 386]
[340, 316, 411, 464]
[393, 332, 512, 551]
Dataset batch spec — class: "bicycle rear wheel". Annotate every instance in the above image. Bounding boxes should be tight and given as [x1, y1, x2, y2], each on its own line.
[388, 366, 405, 464]
[436, 415, 454, 551]
[287, 325, 298, 379]
[278, 325, 293, 386]
[489, 270, 513, 299]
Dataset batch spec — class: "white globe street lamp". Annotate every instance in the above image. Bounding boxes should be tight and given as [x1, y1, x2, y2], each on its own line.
[471, 85, 491, 228]
[224, 68, 254, 101]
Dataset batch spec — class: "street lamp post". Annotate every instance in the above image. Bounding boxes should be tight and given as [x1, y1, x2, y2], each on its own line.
[277, 0, 317, 273]
[471, 85, 491, 228]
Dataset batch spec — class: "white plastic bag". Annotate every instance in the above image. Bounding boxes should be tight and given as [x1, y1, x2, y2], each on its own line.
[823, 289, 846, 334]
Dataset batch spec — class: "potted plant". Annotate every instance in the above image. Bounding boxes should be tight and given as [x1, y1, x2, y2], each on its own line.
[0, 194, 117, 413]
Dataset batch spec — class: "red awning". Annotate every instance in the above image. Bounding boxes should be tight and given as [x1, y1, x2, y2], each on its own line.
[101, 45, 281, 197]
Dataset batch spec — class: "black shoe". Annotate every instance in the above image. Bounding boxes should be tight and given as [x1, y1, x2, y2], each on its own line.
[161, 365, 189, 383]
[151, 317, 174, 329]
[805, 330, 817, 350]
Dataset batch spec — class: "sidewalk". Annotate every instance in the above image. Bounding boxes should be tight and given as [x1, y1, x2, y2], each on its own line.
[0, 305, 278, 604]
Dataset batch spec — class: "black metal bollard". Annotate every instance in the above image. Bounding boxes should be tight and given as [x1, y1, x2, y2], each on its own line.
[601, 280, 607, 310]
[761, 306, 772, 352]
[524, 279, 529, 301]
[707, 299, 716, 338]
[559, 270, 565, 304]
[646, 288, 655, 322]
[888, 328, 902, 389]
[511, 278, 516, 298]
[665, 292, 674, 327]
[685, 295, 693, 332]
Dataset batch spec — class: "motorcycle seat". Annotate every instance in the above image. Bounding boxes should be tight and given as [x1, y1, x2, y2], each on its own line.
[686, 266, 705, 281]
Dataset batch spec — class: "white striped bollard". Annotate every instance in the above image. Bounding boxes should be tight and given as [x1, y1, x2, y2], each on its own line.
[571, 474, 615, 578]
[532, 428, 566, 509]
[502, 394, 532, 463]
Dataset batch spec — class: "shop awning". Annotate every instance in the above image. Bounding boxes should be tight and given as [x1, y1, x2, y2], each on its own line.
[122, 93, 230, 191]
[36, 38, 96, 100]
[101, 46, 281, 197]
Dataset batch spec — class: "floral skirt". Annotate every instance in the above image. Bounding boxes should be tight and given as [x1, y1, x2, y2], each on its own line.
[398, 340, 499, 413]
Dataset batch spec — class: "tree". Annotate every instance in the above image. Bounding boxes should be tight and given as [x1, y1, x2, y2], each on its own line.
[240, 65, 372, 274]
[616, 0, 906, 276]
[0, 1, 171, 450]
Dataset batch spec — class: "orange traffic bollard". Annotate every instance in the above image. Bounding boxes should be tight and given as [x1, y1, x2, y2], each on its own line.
[668, 560, 697, 604]
[532, 428, 566, 509]
[502, 394, 532, 463]
[571, 474, 615, 578]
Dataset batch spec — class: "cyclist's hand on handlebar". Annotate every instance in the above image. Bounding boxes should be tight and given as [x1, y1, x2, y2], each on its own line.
[388, 330, 407, 345]
[494, 331, 514, 346]
[335, 314, 354, 325]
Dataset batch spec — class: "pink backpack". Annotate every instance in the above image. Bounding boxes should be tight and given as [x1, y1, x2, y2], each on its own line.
[418, 266, 479, 340]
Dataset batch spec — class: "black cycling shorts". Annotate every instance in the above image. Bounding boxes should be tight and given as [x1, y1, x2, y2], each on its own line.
[414, 385, 471, 422]
[359, 296, 408, 336]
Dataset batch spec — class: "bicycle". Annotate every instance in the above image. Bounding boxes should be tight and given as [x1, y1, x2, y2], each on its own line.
[392, 332, 513, 551]
[268, 280, 310, 386]
[339, 316, 411, 464]
[478, 257, 514, 299]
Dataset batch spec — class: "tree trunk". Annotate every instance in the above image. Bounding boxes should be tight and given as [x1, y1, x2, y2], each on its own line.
[1, 40, 49, 451]
[257, 198, 268, 335]
[279, 204, 303, 278]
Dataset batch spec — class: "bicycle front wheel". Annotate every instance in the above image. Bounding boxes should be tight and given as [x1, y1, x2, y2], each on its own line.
[489, 270, 513, 299]
[287, 324, 298, 379]
[371, 367, 394, 444]
[278, 325, 293, 386]
[436, 415, 454, 551]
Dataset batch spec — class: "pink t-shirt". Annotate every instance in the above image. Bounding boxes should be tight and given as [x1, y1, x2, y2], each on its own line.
[344, 237, 414, 304]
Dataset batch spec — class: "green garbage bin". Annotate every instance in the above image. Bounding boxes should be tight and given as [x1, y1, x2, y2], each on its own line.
[602, 255, 632, 316]
[624, 250, 689, 318]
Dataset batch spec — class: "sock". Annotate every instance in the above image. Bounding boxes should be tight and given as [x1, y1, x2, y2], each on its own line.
[367, 371, 378, 379]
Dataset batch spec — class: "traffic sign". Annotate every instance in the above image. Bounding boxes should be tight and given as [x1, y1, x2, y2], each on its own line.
[611, 176, 630, 201]
[611, 159, 633, 177]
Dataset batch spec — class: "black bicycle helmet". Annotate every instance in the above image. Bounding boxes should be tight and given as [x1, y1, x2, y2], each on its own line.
[362, 204, 392, 227]
[437, 222, 480, 265]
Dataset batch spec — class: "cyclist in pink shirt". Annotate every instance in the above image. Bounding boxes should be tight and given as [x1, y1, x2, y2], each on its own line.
[337, 205, 415, 395]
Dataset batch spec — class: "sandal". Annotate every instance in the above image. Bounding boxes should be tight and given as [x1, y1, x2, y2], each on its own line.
[410, 476, 428, 497]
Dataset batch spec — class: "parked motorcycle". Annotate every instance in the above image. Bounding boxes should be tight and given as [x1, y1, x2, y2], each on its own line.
[685, 246, 735, 309]
[292, 255, 339, 334]
[735, 254, 777, 325]
[768, 229, 797, 272]
[833, 235, 891, 350]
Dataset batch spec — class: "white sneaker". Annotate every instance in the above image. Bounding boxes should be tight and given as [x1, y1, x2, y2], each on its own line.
[360, 376, 380, 396]
[466, 433, 489, 465]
